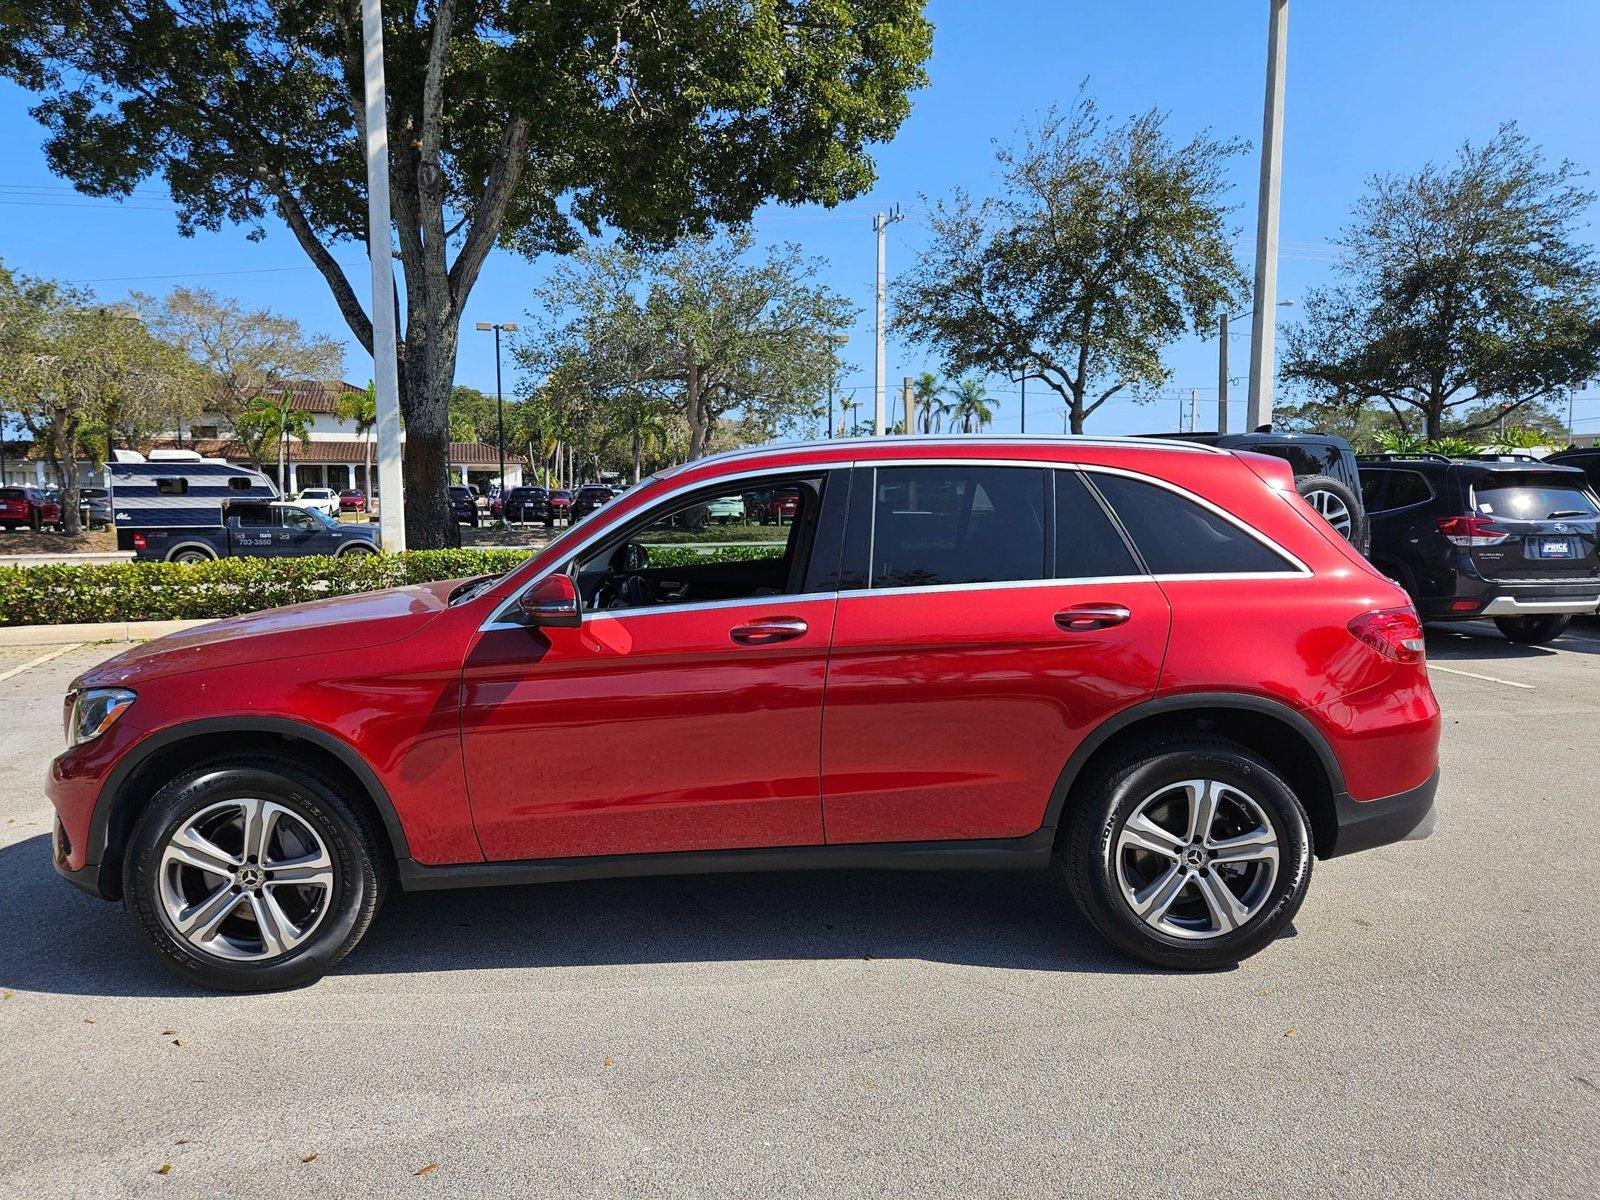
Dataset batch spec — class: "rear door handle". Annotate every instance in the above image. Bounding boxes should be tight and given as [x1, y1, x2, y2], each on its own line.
[730, 616, 809, 645]
[1054, 604, 1131, 632]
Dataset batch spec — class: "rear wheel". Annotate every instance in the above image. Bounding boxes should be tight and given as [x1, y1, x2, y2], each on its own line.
[1493, 614, 1571, 644]
[170, 548, 213, 564]
[1296, 474, 1368, 553]
[1063, 737, 1312, 970]
[122, 758, 384, 992]
[340, 543, 376, 557]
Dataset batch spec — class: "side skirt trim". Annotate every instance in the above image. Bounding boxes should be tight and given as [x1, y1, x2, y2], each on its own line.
[398, 829, 1057, 892]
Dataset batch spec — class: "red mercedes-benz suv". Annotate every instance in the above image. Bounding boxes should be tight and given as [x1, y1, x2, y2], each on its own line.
[47, 437, 1440, 991]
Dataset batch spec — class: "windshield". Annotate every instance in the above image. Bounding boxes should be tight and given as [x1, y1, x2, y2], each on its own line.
[307, 507, 341, 528]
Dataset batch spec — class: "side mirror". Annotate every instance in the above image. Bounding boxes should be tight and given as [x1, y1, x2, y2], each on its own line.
[517, 574, 582, 628]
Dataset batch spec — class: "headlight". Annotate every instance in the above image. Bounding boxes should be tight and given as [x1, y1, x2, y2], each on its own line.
[67, 688, 136, 747]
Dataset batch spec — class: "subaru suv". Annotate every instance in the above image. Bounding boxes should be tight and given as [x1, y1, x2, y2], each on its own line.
[47, 436, 1440, 991]
[1359, 456, 1600, 643]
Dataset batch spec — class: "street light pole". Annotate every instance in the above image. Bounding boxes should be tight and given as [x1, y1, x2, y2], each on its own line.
[872, 205, 904, 436]
[475, 321, 518, 527]
[361, 0, 406, 551]
[1246, 0, 1289, 432]
[1218, 312, 1230, 434]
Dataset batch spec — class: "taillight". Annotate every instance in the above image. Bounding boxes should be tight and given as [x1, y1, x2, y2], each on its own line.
[1436, 515, 1509, 547]
[132, 533, 147, 551]
[1348, 606, 1426, 664]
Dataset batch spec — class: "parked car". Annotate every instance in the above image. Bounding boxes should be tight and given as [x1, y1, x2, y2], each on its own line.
[0, 486, 64, 531]
[744, 487, 800, 525]
[448, 486, 480, 527]
[80, 486, 112, 530]
[1148, 430, 1370, 554]
[128, 500, 380, 562]
[572, 484, 617, 521]
[495, 486, 553, 525]
[704, 495, 746, 524]
[1359, 456, 1600, 643]
[1545, 447, 1600, 494]
[49, 434, 1439, 991]
[291, 487, 341, 518]
[548, 489, 573, 523]
[338, 488, 367, 513]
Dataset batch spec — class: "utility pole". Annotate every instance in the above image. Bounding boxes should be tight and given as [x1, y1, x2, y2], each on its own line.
[1189, 389, 1198, 435]
[903, 376, 914, 436]
[1246, 0, 1289, 433]
[361, 0, 405, 550]
[873, 205, 904, 436]
[1217, 313, 1230, 434]
[475, 321, 518, 527]
[826, 381, 834, 440]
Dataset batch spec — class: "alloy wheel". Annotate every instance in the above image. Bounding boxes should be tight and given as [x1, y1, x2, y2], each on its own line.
[158, 797, 335, 961]
[1114, 779, 1280, 940]
[1303, 488, 1353, 538]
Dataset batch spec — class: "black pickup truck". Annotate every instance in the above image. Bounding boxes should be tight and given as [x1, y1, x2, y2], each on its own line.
[130, 501, 381, 563]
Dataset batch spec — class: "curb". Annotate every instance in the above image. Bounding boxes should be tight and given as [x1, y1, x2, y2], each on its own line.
[0, 619, 213, 648]
[0, 552, 136, 568]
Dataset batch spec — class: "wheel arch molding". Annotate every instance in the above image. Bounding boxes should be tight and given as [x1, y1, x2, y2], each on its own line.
[85, 716, 412, 900]
[1042, 693, 1349, 858]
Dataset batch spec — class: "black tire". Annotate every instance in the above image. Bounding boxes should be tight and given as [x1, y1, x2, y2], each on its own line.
[1493, 614, 1571, 644]
[1295, 474, 1369, 554]
[122, 757, 385, 992]
[169, 548, 213, 564]
[1062, 736, 1313, 971]
[340, 543, 377, 557]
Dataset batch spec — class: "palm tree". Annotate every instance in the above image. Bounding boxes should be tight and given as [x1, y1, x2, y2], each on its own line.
[913, 372, 950, 433]
[837, 396, 859, 436]
[945, 377, 995, 433]
[336, 381, 378, 498]
[236, 390, 314, 492]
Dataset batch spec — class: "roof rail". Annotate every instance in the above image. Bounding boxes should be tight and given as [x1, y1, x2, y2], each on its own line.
[686, 433, 1226, 471]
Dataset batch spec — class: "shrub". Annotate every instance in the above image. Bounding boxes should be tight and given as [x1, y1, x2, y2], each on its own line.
[0, 543, 782, 627]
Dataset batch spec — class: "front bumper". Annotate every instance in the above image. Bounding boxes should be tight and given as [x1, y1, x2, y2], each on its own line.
[1326, 766, 1439, 858]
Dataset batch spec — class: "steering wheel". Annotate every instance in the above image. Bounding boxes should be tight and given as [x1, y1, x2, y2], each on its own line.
[593, 541, 657, 610]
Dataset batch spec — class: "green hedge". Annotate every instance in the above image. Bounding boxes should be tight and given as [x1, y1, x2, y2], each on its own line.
[0, 543, 783, 627]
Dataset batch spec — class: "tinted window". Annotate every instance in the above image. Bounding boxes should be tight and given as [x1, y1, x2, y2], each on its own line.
[1089, 474, 1294, 575]
[228, 477, 252, 492]
[1474, 475, 1600, 519]
[155, 477, 188, 495]
[871, 467, 1045, 588]
[1359, 471, 1388, 508]
[233, 505, 271, 528]
[1384, 471, 1433, 509]
[1055, 471, 1140, 578]
[1243, 442, 1339, 478]
[0, 488, 24, 500]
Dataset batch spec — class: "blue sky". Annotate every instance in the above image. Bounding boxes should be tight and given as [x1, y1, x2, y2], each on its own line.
[3, 1, 1599, 438]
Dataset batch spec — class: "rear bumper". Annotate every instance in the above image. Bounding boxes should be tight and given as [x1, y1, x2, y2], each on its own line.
[1326, 766, 1439, 858]
[1479, 593, 1600, 616]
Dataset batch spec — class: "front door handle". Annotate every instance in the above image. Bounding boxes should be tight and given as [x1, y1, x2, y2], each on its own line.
[1054, 604, 1131, 632]
[730, 616, 808, 645]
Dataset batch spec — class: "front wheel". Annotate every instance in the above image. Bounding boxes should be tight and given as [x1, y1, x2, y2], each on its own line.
[1494, 614, 1571, 644]
[1062, 737, 1312, 970]
[122, 758, 384, 992]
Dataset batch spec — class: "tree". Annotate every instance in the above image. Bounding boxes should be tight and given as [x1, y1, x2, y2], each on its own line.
[896, 91, 1249, 433]
[235, 392, 315, 487]
[2, 3, 933, 547]
[0, 264, 203, 534]
[912, 372, 948, 432]
[132, 288, 342, 433]
[523, 232, 855, 460]
[335, 381, 378, 495]
[945, 377, 995, 433]
[1280, 125, 1600, 441]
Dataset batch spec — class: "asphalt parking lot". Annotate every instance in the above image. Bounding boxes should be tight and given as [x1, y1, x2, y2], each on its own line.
[1, 626, 1597, 1199]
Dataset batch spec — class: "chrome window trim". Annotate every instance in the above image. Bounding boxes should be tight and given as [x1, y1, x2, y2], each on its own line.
[478, 454, 1308, 632]
[686, 433, 1224, 472]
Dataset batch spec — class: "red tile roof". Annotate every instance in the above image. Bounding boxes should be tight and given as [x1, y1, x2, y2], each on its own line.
[146, 438, 526, 465]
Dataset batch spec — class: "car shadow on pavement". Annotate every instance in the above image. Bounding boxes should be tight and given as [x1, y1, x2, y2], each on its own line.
[1425, 621, 1600, 660]
[0, 832, 1178, 997]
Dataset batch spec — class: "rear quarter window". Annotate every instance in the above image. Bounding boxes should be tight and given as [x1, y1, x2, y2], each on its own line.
[1088, 473, 1298, 575]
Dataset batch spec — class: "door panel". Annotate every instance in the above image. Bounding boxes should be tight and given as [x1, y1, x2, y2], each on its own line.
[461, 596, 836, 861]
[820, 580, 1170, 844]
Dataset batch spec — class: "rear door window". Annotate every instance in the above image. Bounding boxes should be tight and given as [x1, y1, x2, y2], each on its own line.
[870, 466, 1046, 588]
[1382, 471, 1433, 510]
[1054, 471, 1140, 578]
[1088, 474, 1297, 575]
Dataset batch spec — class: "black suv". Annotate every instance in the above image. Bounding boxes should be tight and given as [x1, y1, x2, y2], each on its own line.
[1359, 457, 1600, 643]
[501, 485, 552, 525]
[1146, 431, 1369, 553]
[448, 486, 480, 527]
[1546, 447, 1600, 493]
[572, 484, 618, 521]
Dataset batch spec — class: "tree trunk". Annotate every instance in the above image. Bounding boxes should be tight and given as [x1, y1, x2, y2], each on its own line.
[631, 427, 643, 484]
[685, 357, 713, 460]
[398, 348, 460, 548]
[1068, 387, 1086, 435]
[52, 412, 82, 537]
[1424, 400, 1443, 442]
[277, 429, 288, 495]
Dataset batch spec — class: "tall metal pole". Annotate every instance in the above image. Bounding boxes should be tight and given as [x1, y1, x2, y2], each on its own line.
[361, 0, 405, 551]
[903, 376, 914, 437]
[1246, 0, 1289, 433]
[826, 381, 834, 439]
[1189, 389, 1198, 436]
[1020, 371, 1026, 434]
[872, 206, 903, 436]
[1217, 313, 1230, 434]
